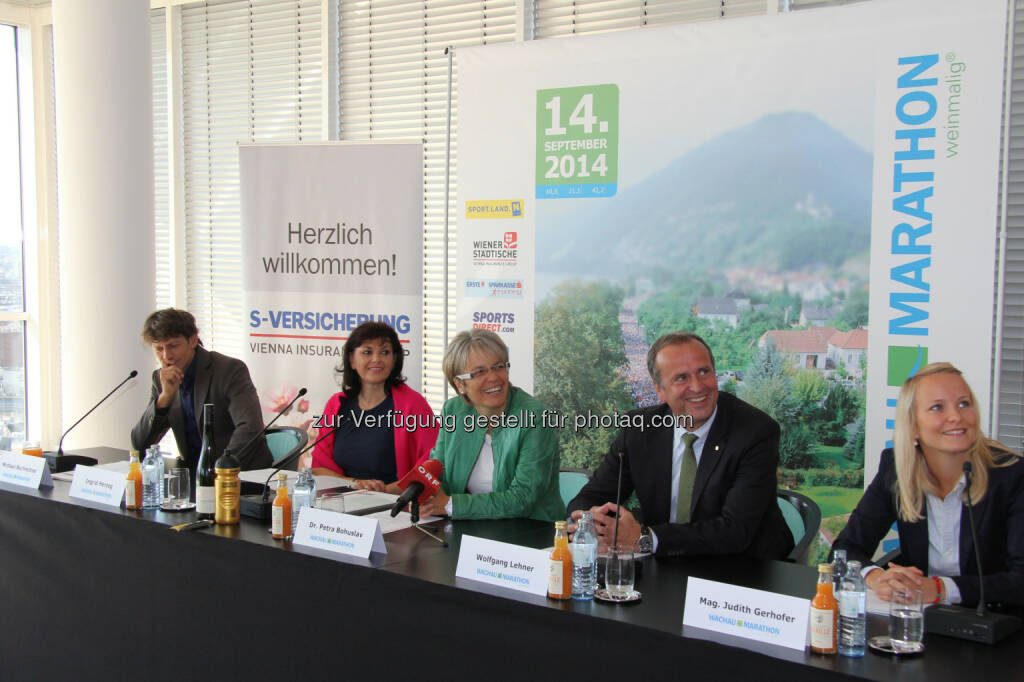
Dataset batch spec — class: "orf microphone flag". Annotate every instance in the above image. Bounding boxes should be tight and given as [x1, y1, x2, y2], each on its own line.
[390, 459, 443, 517]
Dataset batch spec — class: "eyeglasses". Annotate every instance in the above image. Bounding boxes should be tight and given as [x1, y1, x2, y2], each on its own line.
[455, 361, 510, 382]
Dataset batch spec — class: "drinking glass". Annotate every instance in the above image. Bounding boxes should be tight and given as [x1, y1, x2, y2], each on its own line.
[596, 545, 614, 590]
[165, 468, 191, 509]
[317, 491, 346, 514]
[21, 440, 42, 457]
[605, 545, 635, 600]
[888, 586, 924, 652]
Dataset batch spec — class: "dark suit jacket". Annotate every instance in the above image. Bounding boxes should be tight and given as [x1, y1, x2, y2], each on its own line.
[568, 392, 793, 559]
[832, 448, 1024, 609]
[130, 346, 272, 472]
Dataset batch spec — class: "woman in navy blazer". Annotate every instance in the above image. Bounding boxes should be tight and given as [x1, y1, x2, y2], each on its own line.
[832, 362, 1024, 609]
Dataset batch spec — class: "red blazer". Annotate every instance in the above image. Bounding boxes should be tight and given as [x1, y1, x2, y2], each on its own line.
[311, 382, 438, 481]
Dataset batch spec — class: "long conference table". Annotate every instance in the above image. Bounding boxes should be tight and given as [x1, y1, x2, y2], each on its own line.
[1, 448, 1020, 681]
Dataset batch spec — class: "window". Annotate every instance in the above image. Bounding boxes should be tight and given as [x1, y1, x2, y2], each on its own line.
[179, 0, 323, 354]
[0, 23, 30, 448]
[338, 0, 519, 408]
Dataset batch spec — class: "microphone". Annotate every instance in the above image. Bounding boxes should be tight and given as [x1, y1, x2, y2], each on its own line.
[239, 409, 347, 520]
[233, 387, 306, 465]
[390, 459, 443, 522]
[610, 451, 624, 551]
[923, 460, 1021, 644]
[45, 370, 138, 473]
[963, 462, 986, 619]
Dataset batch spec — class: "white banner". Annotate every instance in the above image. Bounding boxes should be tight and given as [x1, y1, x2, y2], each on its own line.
[455, 0, 1006, 487]
[240, 142, 424, 434]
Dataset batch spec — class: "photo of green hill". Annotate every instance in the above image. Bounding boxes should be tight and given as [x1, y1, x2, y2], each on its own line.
[534, 111, 871, 563]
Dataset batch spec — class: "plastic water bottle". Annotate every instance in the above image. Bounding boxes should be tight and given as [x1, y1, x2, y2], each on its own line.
[570, 512, 598, 600]
[152, 445, 164, 505]
[838, 560, 866, 657]
[832, 548, 847, 594]
[292, 467, 316, 532]
[141, 446, 162, 509]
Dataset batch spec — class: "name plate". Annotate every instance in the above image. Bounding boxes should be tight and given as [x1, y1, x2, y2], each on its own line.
[292, 506, 386, 558]
[68, 465, 126, 508]
[0, 451, 53, 489]
[683, 576, 810, 651]
[455, 535, 550, 596]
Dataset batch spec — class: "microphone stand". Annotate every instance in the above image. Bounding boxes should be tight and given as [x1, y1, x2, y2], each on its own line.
[46, 370, 138, 473]
[233, 387, 306, 466]
[611, 451, 624, 553]
[240, 414, 350, 520]
[922, 459, 1021, 643]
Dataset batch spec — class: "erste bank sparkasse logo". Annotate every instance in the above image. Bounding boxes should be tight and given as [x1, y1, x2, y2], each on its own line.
[464, 279, 524, 299]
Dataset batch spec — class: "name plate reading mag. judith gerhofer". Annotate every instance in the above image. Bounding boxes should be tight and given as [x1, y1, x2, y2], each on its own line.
[683, 576, 810, 651]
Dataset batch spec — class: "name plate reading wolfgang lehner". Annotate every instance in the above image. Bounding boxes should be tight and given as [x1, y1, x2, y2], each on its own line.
[292, 505, 386, 558]
[69, 465, 126, 508]
[455, 535, 550, 596]
[0, 451, 53, 489]
[683, 576, 810, 651]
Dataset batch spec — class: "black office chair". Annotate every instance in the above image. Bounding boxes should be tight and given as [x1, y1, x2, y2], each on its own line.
[776, 489, 822, 565]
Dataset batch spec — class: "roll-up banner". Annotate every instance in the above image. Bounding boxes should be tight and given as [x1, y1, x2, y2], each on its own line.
[241, 142, 424, 434]
[455, 0, 1006, 504]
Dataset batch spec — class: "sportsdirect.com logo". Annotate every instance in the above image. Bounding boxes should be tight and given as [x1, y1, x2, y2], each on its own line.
[472, 311, 516, 333]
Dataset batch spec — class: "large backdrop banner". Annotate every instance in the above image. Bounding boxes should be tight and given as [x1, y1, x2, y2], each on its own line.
[240, 142, 423, 435]
[455, 0, 1006, 535]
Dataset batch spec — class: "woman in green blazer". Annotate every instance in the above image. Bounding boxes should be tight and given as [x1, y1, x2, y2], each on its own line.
[417, 329, 565, 522]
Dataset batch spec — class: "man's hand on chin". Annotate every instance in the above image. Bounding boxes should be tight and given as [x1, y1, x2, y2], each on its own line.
[156, 365, 184, 409]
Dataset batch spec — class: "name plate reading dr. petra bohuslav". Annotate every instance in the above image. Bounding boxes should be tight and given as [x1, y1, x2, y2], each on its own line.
[68, 465, 126, 508]
[455, 535, 550, 596]
[292, 505, 387, 558]
[0, 451, 54, 490]
[683, 576, 810, 651]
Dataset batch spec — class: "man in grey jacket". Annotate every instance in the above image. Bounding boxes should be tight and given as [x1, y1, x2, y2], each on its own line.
[131, 308, 272, 472]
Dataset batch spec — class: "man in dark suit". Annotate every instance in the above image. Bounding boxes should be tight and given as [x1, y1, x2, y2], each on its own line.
[568, 331, 793, 559]
[131, 308, 272, 472]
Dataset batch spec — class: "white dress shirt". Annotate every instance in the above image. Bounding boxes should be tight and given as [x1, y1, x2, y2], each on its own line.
[650, 407, 718, 552]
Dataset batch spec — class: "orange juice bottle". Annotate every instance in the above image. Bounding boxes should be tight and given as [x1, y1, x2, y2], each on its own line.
[810, 563, 838, 654]
[125, 450, 142, 510]
[271, 472, 292, 540]
[548, 520, 572, 600]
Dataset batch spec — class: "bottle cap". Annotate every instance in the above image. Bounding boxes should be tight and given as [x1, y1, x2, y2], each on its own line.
[554, 520, 567, 530]
[215, 448, 240, 471]
[818, 563, 833, 574]
[129, 449, 139, 460]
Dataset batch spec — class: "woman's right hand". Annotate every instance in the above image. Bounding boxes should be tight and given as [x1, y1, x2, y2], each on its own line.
[353, 478, 388, 492]
[866, 562, 926, 600]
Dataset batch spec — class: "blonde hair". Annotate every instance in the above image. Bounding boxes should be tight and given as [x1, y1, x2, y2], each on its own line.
[442, 329, 509, 405]
[893, 362, 1017, 522]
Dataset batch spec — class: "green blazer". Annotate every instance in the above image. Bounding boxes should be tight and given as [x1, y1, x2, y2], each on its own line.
[430, 386, 565, 522]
